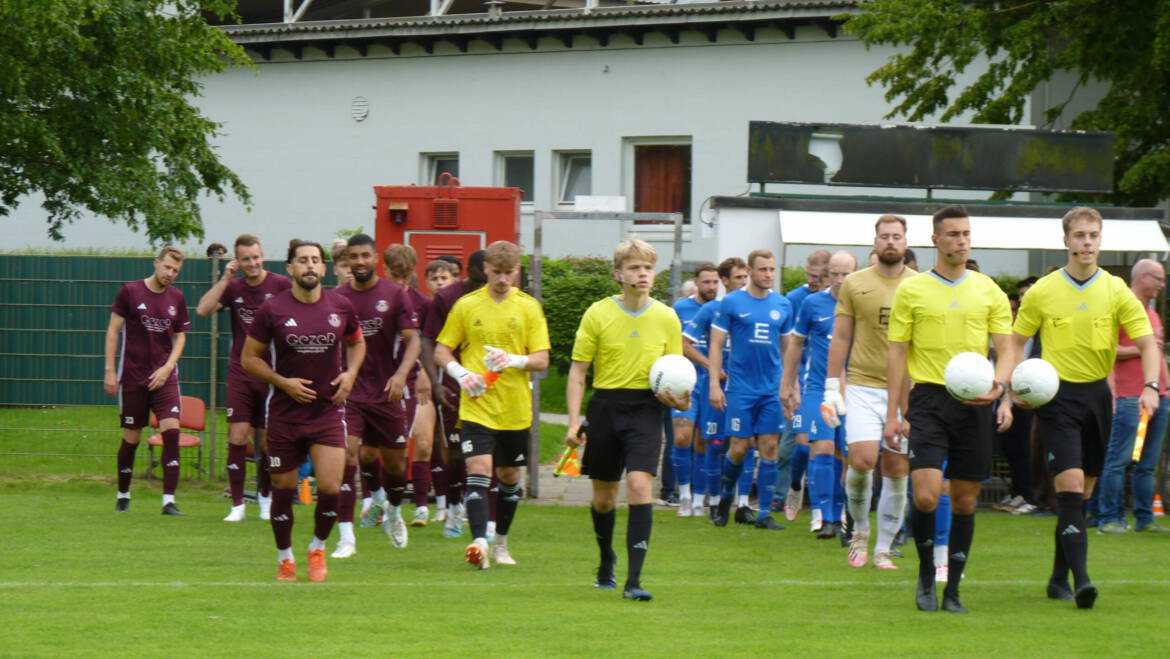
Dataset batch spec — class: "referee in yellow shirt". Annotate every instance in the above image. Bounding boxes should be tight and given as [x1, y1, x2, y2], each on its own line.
[1012, 206, 1159, 609]
[566, 239, 690, 602]
[435, 241, 550, 570]
[885, 206, 1015, 614]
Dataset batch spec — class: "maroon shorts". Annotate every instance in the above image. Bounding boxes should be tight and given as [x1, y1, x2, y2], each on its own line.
[226, 375, 269, 428]
[345, 399, 408, 449]
[119, 382, 181, 429]
[266, 413, 346, 474]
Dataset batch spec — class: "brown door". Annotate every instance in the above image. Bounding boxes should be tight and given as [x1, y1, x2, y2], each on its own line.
[634, 144, 691, 222]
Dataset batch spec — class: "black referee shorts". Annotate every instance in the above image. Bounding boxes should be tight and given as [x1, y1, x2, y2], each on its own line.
[1034, 379, 1111, 477]
[583, 389, 663, 482]
[459, 421, 529, 468]
[906, 383, 995, 481]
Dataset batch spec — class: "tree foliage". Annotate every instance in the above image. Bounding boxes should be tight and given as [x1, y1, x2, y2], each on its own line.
[845, 0, 1170, 206]
[0, 0, 252, 244]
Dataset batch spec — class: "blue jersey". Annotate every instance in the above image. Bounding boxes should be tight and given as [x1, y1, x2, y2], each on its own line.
[793, 290, 836, 394]
[712, 289, 794, 396]
[673, 296, 705, 379]
[786, 285, 813, 384]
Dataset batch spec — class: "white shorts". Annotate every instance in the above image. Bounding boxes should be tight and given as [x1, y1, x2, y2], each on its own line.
[844, 384, 906, 454]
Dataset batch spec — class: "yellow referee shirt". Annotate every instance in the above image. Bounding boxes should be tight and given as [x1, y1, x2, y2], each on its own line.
[1014, 268, 1151, 382]
[437, 287, 550, 430]
[836, 265, 917, 387]
[571, 296, 683, 390]
[888, 270, 1012, 386]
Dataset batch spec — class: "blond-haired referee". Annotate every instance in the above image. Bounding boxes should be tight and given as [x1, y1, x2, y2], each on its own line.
[1012, 206, 1160, 609]
[435, 241, 550, 570]
[567, 239, 690, 602]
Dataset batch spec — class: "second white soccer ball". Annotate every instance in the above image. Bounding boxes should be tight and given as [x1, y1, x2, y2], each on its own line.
[649, 354, 696, 398]
[944, 351, 995, 401]
[1011, 358, 1059, 407]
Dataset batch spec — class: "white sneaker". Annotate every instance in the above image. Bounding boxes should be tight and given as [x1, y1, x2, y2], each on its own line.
[443, 503, 465, 538]
[223, 504, 245, 522]
[491, 536, 517, 565]
[383, 513, 409, 549]
[465, 537, 490, 569]
[434, 507, 448, 523]
[258, 494, 272, 521]
[784, 486, 803, 521]
[935, 563, 949, 583]
[809, 508, 824, 533]
[411, 506, 429, 527]
[676, 498, 693, 517]
[331, 538, 357, 558]
[848, 530, 869, 568]
[691, 500, 705, 517]
[486, 520, 497, 543]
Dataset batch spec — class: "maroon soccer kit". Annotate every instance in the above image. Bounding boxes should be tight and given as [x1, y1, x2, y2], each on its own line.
[247, 289, 361, 474]
[111, 279, 191, 428]
[220, 272, 292, 427]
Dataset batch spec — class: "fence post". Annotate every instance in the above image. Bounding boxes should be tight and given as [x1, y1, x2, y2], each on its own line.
[207, 252, 221, 480]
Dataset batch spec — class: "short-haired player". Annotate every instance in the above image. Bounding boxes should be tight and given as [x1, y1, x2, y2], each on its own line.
[671, 263, 720, 517]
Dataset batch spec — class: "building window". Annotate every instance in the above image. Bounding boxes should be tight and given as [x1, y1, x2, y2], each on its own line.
[557, 152, 591, 205]
[634, 144, 691, 222]
[424, 153, 459, 184]
[496, 152, 534, 202]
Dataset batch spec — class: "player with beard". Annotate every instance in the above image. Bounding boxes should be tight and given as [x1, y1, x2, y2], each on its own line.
[823, 216, 915, 565]
[242, 240, 364, 581]
[421, 250, 487, 537]
[671, 264, 719, 517]
[197, 234, 291, 522]
[435, 241, 550, 569]
[383, 245, 438, 527]
[105, 246, 192, 515]
[333, 234, 421, 556]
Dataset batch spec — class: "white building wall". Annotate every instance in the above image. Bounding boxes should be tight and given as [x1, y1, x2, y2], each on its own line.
[8, 26, 1013, 270]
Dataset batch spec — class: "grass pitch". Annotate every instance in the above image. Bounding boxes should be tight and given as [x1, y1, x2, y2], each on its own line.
[2, 478, 1167, 657]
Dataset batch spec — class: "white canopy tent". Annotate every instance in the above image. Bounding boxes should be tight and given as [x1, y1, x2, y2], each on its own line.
[778, 210, 1169, 252]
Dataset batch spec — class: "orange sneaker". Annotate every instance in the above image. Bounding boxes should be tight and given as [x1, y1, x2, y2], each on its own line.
[307, 549, 328, 582]
[277, 559, 296, 582]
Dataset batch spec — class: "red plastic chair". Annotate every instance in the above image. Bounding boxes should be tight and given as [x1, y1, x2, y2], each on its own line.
[145, 395, 207, 478]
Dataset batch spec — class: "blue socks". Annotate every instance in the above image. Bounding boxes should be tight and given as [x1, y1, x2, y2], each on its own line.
[692, 451, 706, 499]
[720, 455, 746, 499]
[790, 444, 810, 490]
[935, 494, 951, 546]
[671, 444, 692, 487]
[810, 453, 834, 521]
[832, 456, 845, 521]
[737, 447, 756, 497]
[704, 443, 724, 498]
[757, 459, 778, 520]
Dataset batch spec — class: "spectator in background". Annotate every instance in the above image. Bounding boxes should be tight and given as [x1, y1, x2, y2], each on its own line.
[903, 248, 918, 271]
[994, 276, 1039, 515]
[868, 249, 879, 267]
[331, 240, 353, 288]
[1094, 259, 1170, 534]
[966, 259, 980, 272]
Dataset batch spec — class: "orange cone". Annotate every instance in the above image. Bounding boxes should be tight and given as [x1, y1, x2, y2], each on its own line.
[1153, 494, 1165, 517]
[299, 477, 313, 505]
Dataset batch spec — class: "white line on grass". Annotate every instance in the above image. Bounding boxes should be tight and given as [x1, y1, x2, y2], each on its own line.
[2, 579, 1168, 589]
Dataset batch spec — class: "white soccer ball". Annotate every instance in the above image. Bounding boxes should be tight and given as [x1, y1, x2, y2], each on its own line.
[1011, 358, 1059, 407]
[649, 354, 696, 398]
[944, 351, 995, 401]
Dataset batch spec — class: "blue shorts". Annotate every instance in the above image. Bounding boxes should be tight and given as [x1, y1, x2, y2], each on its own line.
[791, 394, 821, 435]
[670, 388, 701, 422]
[809, 414, 846, 451]
[725, 392, 782, 438]
[700, 399, 726, 440]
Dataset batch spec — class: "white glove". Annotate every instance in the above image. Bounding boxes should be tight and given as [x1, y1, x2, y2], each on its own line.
[445, 361, 487, 398]
[483, 345, 528, 373]
[821, 377, 846, 429]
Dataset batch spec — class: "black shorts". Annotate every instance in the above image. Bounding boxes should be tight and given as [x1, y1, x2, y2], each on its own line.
[583, 389, 663, 482]
[906, 383, 994, 481]
[1034, 379, 1111, 477]
[459, 421, 529, 467]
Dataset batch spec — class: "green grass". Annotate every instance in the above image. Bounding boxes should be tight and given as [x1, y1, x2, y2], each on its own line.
[1, 478, 1166, 656]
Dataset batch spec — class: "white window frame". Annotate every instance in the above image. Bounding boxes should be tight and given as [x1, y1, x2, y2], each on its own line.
[494, 150, 535, 205]
[554, 150, 592, 208]
[420, 152, 459, 185]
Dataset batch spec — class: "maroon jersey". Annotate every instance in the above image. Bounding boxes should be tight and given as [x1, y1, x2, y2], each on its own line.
[248, 289, 361, 425]
[334, 279, 418, 404]
[218, 272, 292, 377]
[421, 279, 473, 340]
[111, 280, 191, 387]
[404, 287, 432, 386]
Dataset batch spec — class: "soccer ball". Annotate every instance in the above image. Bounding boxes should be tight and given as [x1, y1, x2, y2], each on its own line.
[649, 354, 696, 398]
[944, 352, 995, 401]
[1011, 358, 1059, 407]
